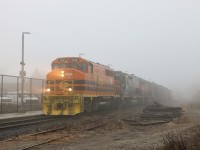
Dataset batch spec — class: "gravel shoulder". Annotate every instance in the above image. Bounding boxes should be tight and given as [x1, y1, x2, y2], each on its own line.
[52, 120, 191, 150]
[39, 105, 199, 150]
[1, 104, 199, 150]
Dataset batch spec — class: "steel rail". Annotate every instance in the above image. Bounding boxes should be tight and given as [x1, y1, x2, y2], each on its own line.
[2, 118, 97, 142]
[2, 106, 143, 149]
[19, 121, 111, 150]
[0, 115, 51, 126]
[0, 116, 62, 131]
[18, 111, 133, 150]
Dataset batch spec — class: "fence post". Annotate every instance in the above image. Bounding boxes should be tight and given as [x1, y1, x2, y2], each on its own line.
[1, 75, 3, 114]
[41, 80, 46, 107]
[17, 77, 19, 112]
[30, 78, 32, 111]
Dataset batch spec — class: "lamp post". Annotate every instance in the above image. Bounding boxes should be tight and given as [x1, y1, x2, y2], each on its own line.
[20, 32, 31, 106]
[79, 53, 85, 58]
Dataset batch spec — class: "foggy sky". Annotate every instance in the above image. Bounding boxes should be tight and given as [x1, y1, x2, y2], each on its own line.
[0, 0, 200, 94]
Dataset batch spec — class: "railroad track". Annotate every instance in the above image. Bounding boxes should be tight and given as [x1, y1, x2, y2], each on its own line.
[0, 115, 63, 131]
[21, 124, 110, 149]
[18, 118, 120, 150]
[0, 106, 144, 150]
[0, 114, 81, 142]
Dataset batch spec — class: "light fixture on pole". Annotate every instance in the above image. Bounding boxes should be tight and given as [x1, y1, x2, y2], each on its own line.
[79, 53, 85, 58]
[20, 32, 31, 106]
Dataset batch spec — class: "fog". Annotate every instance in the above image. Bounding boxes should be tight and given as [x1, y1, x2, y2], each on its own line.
[0, 0, 200, 101]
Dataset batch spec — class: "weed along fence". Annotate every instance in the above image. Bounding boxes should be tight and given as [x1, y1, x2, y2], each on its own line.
[0, 74, 45, 114]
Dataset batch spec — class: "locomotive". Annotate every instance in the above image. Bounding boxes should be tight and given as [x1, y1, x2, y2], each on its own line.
[43, 57, 171, 115]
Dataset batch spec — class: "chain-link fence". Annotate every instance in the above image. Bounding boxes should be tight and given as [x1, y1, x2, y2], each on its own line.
[0, 74, 45, 114]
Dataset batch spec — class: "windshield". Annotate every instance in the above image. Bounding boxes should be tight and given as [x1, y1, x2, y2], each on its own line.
[52, 62, 88, 72]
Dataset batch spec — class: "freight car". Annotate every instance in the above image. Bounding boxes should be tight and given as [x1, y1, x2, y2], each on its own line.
[114, 71, 171, 105]
[43, 57, 172, 115]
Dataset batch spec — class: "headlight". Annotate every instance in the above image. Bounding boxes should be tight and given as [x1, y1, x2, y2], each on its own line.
[61, 71, 65, 77]
[68, 88, 72, 92]
[46, 88, 51, 92]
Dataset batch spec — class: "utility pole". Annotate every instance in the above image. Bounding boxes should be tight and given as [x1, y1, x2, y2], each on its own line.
[20, 32, 31, 106]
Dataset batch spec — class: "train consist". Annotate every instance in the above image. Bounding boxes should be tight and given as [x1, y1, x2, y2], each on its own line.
[43, 57, 172, 115]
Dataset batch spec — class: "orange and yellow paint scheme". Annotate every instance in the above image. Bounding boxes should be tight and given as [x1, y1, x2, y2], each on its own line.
[43, 57, 119, 115]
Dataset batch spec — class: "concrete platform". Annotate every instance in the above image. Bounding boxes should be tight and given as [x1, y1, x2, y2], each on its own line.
[0, 110, 43, 120]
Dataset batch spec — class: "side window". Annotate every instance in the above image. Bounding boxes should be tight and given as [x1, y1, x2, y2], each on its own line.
[79, 62, 88, 72]
[70, 62, 79, 69]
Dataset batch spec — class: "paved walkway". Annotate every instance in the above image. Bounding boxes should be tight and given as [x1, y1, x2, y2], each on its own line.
[0, 110, 43, 120]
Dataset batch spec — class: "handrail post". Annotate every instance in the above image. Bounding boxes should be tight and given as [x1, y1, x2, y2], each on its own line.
[1, 75, 4, 114]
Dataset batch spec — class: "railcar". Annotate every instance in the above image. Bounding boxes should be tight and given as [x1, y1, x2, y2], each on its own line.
[43, 57, 119, 115]
[114, 71, 172, 105]
[114, 71, 153, 104]
[151, 83, 172, 103]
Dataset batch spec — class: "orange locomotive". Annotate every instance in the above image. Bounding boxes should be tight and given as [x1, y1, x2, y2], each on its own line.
[43, 57, 119, 115]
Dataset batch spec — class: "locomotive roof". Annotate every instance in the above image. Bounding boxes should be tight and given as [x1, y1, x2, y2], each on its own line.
[53, 57, 113, 70]
[89, 61, 113, 69]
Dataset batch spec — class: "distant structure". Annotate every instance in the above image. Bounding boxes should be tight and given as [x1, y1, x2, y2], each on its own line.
[31, 69, 44, 79]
